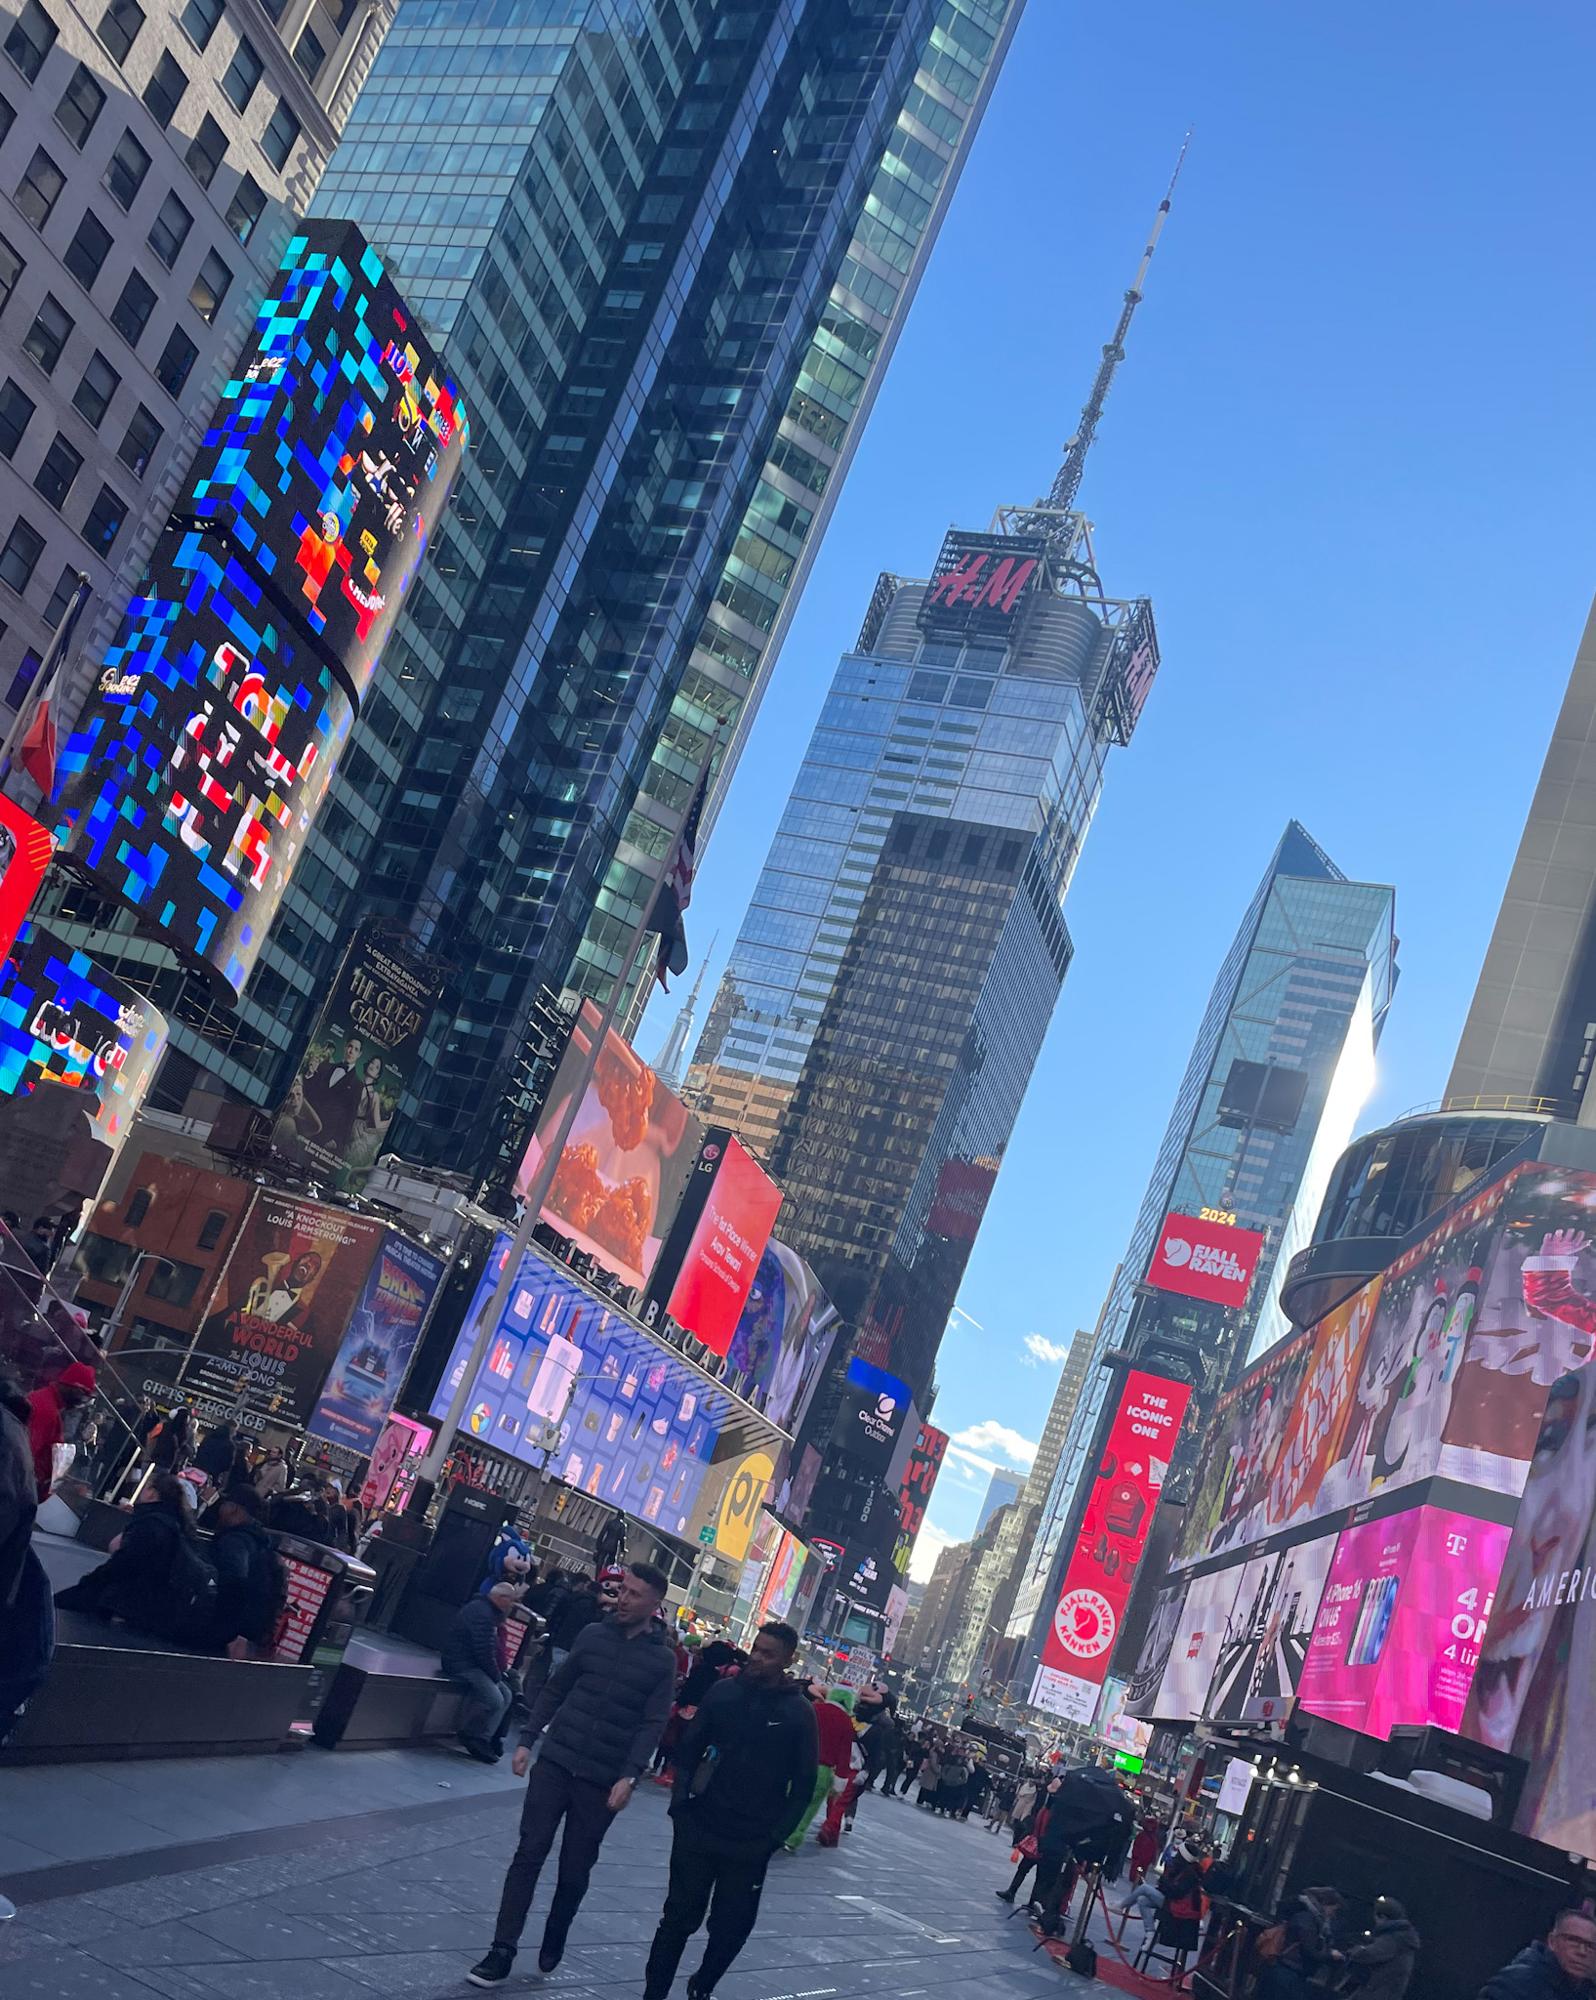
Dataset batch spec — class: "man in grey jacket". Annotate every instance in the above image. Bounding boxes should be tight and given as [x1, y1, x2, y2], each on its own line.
[469, 1561, 675, 1988]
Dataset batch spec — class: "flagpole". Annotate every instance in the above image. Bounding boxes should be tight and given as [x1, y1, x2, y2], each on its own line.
[0, 573, 91, 789]
[418, 728, 719, 1486]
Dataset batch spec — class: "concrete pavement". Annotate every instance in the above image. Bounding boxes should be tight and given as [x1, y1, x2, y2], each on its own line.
[0, 1753, 1098, 2000]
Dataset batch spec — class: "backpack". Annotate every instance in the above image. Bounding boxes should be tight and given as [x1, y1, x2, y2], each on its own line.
[159, 1533, 220, 1645]
[1255, 1924, 1290, 1965]
[1066, 1941, 1098, 1979]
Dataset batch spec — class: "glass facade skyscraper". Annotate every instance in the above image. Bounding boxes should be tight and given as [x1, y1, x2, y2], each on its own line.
[99, 0, 1025, 1174]
[689, 512, 1159, 1559]
[1007, 823, 1398, 1673]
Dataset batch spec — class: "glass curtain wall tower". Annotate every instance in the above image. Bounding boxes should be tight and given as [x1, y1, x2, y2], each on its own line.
[100, 0, 1024, 1166]
[1007, 822, 1397, 1679]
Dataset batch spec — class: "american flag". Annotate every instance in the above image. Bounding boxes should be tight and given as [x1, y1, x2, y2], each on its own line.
[648, 759, 710, 990]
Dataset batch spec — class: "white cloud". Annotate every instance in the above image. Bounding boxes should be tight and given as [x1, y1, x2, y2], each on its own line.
[908, 1520, 958, 1583]
[945, 1418, 1038, 1482]
[1022, 1333, 1070, 1368]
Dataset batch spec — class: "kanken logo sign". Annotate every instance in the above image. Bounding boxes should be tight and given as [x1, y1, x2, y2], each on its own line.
[1054, 1586, 1116, 1661]
[1147, 1211, 1265, 1309]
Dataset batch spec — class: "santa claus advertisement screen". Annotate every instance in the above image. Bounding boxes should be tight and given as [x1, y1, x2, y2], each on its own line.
[1036, 1368, 1191, 1720]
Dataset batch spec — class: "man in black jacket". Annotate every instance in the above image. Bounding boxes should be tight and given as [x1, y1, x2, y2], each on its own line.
[1479, 1910, 1596, 2000]
[207, 1487, 286, 1655]
[643, 1620, 818, 2000]
[469, 1561, 675, 1989]
[442, 1582, 519, 1762]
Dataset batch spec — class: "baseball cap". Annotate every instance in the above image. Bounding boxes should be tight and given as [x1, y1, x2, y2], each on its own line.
[598, 1564, 627, 1585]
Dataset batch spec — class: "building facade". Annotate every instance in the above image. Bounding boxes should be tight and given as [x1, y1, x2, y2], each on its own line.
[1007, 823, 1398, 1677]
[1449, 591, 1596, 1121]
[130, 0, 1024, 1155]
[975, 1466, 1020, 1534]
[0, 0, 392, 734]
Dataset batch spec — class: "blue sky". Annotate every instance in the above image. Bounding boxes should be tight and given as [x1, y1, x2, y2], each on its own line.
[638, 1, 1596, 1573]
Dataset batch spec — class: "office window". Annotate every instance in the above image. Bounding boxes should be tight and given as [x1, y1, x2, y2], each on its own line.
[84, 484, 126, 553]
[117, 402, 161, 476]
[0, 95, 11, 147]
[195, 1208, 228, 1251]
[260, 97, 299, 169]
[97, 0, 144, 62]
[43, 563, 79, 624]
[73, 351, 120, 429]
[0, 381, 35, 459]
[147, 190, 191, 268]
[22, 294, 72, 373]
[179, 0, 223, 49]
[224, 171, 264, 245]
[189, 247, 231, 324]
[104, 128, 150, 210]
[34, 433, 83, 509]
[63, 209, 113, 290]
[0, 235, 22, 316]
[155, 326, 196, 396]
[110, 269, 155, 344]
[54, 63, 106, 148]
[4, 0, 56, 82]
[221, 34, 261, 110]
[141, 50, 185, 129]
[0, 520, 45, 595]
[185, 113, 227, 190]
[15, 147, 66, 230]
[292, 23, 324, 80]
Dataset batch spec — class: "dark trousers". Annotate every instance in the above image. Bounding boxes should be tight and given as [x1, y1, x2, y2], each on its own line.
[644, 1819, 769, 1999]
[493, 1758, 615, 1954]
[1003, 1854, 1037, 1899]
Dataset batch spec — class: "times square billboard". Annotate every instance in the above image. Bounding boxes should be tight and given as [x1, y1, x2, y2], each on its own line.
[53, 221, 467, 996]
[1123, 1161, 1596, 1817]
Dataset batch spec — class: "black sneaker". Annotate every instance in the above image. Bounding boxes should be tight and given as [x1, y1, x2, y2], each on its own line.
[468, 1944, 516, 1987]
[538, 1947, 563, 1974]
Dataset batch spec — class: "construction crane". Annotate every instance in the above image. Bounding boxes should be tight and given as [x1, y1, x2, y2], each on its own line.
[1047, 130, 1190, 524]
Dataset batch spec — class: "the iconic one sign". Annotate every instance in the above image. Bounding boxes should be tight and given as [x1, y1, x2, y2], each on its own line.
[1146, 1210, 1266, 1309]
[1033, 1368, 1191, 1722]
[55, 221, 466, 996]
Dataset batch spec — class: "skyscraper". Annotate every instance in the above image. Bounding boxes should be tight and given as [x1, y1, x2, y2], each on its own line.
[126, 0, 1026, 1157]
[1007, 822, 1397, 1684]
[1450, 594, 1596, 1119]
[0, 0, 393, 732]
[688, 157, 1181, 1577]
[975, 1466, 1021, 1533]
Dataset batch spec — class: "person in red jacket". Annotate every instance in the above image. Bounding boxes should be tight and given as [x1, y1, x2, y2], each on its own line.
[816, 1689, 864, 1846]
[25, 1362, 96, 1502]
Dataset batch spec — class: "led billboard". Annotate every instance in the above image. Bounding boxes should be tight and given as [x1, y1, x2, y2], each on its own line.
[831, 1355, 913, 1475]
[725, 1237, 838, 1432]
[186, 1190, 384, 1425]
[1296, 1505, 1509, 1740]
[55, 222, 466, 996]
[427, 1235, 733, 1539]
[1152, 1568, 1245, 1723]
[0, 920, 167, 1155]
[1462, 1359, 1596, 1859]
[0, 797, 53, 965]
[1178, 1165, 1596, 1561]
[1035, 1369, 1191, 1722]
[651, 1130, 781, 1357]
[304, 1234, 443, 1454]
[1203, 1532, 1337, 1726]
[515, 1000, 700, 1293]
[1146, 1211, 1266, 1309]
[276, 923, 443, 1190]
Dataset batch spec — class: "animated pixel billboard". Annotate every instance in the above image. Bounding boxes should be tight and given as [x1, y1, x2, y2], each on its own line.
[55, 221, 467, 995]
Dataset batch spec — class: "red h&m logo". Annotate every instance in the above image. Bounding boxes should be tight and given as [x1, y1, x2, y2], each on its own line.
[926, 549, 1038, 616]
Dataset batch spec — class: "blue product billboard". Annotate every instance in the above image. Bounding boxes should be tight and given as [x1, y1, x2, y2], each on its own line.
[55, 220, 467, 996]
[306, 1233, 444, 1453]
[429, 1237, 732, 1539]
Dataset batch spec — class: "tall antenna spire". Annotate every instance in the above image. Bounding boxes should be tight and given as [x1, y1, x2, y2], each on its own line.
[1046, 131, 1189, 520]
[653, 932, 717, 1088]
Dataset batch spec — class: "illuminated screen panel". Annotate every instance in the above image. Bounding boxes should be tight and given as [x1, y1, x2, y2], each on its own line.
[427, 1235, 735, 1540]
[55, 220, 466, 995]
